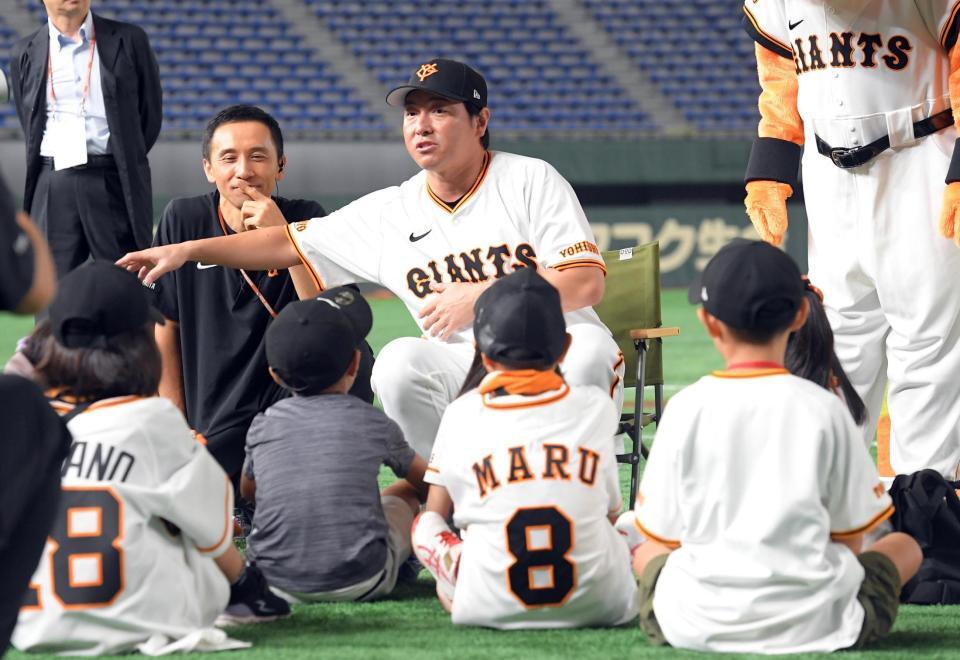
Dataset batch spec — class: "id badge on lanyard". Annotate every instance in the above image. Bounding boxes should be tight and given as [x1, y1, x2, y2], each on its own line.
[48, 29, 96, 171]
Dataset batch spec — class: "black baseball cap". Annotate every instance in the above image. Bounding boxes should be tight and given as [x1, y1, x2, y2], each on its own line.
[474, 268, 566, 370]
[386, 58, 487, 111]
[50, 261, 165, 349]
[266, 286, 372, 393]
[688, 238, 804, 332]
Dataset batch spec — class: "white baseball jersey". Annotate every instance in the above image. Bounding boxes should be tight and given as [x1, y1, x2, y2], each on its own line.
[286, 150, 609, 345]
[14, 396, 233, 655]
[743, 0, 960, 479]
[425, 374, 638, 629]
[743, 0, 956, 122]
[634, 368, 893, 653]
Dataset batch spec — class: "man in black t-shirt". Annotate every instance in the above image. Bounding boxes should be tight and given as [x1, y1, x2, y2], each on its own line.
[151, 106, 373, 481]
[0, 167, 71, 655]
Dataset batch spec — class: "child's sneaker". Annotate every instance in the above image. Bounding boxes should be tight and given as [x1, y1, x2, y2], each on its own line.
[614, 510, 646, 556]
[412, 511, 462, 603]
[216, 564, 290, 625]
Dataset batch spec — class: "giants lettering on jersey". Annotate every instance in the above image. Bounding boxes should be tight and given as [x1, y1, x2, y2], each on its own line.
[792, 32, 912, 75]
[405, 242, 538, 299]
[472, 443, 601, 498]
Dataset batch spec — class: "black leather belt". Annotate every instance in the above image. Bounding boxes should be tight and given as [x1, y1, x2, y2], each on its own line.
[41, 154, 116, 170]
[815, 109, 954, 169]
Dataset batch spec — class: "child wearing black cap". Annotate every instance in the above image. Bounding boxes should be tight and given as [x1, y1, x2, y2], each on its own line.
[628, 240, 921, 653]
[412, 268, 638, 629]
[241, 287, 427, 602]
[13, 262, 289, 656]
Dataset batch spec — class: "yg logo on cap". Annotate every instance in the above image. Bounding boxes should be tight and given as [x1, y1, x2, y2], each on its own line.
[416, 63, 439, 81]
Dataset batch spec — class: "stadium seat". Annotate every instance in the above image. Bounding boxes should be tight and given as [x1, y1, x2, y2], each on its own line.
[593, 241, 679, 508]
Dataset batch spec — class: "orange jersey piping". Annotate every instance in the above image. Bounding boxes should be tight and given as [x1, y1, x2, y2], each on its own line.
[426, 151, 492, 214]
[711, 368, 789, 379]
[195, 474, 233, 554]
[634, 517, 681, 550]
[284, 224, 325, 292]
[831, 505, 895, 540]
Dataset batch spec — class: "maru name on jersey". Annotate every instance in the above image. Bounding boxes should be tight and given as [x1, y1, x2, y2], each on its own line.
[791, 32, 912, 75]
[471, 444, 601, 498]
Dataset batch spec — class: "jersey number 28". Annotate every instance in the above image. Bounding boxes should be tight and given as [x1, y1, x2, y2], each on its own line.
[505, 506, 575, 607]
[23, 486, 124, 609]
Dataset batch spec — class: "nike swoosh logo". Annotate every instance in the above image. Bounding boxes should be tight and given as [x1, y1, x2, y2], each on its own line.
[196, 262, 219, 270]
[409, 230, 432, 242]
[789, 19, 804, 30]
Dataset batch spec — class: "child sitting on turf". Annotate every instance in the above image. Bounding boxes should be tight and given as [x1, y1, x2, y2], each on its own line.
[413, 268, 638, 629]
[241, 287, 427, 602]
[13, 262, 288, 656]
[630, 239, 921, 653]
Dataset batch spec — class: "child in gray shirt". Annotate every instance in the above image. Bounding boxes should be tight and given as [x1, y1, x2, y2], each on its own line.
[241, 288, 426, 601]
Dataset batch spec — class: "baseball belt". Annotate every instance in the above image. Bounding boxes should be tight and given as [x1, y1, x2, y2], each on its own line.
[815, 109, 954, 169]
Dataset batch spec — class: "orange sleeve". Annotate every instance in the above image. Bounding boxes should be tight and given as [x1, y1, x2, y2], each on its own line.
[756, 43, 804, 146]
[950, 43, 960, 128]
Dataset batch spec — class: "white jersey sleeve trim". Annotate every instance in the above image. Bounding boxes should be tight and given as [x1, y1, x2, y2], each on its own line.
[830, 504, 895, 540]
[194, 473, 233, 556]
[634, 516, 681, 549]
[941, 1, 960, 49]
[742, 3, 793, 59]
[285, 223, 325, 292]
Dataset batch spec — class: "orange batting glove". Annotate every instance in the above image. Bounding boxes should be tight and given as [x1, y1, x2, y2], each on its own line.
[745, 180, 793, 247]
[939, 182, 960, 247]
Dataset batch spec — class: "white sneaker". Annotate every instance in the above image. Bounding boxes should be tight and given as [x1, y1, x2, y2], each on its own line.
[614, 511, 646, 556]
[412, 512, 462, 603]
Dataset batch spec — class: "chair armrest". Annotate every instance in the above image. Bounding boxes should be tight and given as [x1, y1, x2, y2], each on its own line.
[630, 327, 680, 340]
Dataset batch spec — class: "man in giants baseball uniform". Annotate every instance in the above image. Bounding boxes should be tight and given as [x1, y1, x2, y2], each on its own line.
[117, 59, 623, 458]
[741, 1, 960, 480]
[415, 269, 637, 628]
[631, 240, 920, 653]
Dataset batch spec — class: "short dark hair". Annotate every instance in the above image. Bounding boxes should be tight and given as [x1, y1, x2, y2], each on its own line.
[202, 105, 284, 161]
[36, 323, 161, 401]
[466, 103, 490, 150]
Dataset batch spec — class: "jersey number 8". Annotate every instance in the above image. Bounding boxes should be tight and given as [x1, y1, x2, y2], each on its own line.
[505, 506, 575, 607]
[23, 486, 125, 610]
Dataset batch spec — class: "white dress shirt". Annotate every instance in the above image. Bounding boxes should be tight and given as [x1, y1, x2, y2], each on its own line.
[39, 11, 110, 157]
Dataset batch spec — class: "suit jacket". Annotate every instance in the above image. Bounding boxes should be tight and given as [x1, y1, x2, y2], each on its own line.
[9, 13, 163, 249]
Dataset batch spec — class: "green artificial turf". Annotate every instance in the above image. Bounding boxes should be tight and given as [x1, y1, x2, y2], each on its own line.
[4, 291, 959, 659]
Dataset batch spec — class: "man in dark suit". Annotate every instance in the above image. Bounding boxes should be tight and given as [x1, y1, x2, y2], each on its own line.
[9, 0, 162, 278]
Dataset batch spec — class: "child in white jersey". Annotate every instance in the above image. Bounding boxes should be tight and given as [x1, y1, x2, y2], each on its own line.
[631, 239, 921, 654]
[413, 268, 637, 629]
[13, 262, 288, 656]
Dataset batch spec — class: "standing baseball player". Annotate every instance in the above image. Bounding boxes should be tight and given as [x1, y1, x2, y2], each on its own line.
[117, 58, 623, 458]
[413, 268, 637, 629]
[741, 1, 960, 479]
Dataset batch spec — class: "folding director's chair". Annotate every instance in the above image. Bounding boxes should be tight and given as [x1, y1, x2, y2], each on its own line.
[593, 241, 679, 508]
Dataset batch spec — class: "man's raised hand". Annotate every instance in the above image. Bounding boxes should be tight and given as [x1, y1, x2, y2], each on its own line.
[240, 185, 285, 230]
